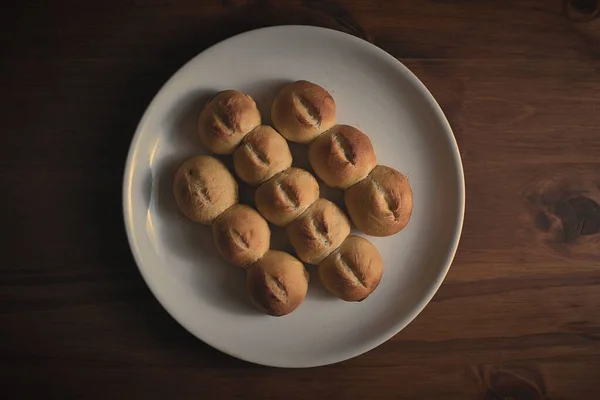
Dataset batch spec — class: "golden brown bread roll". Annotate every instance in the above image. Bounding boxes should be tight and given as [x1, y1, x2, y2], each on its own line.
[286, 198, 351, 265]
[198, 90, 261, 155]
[173, 156, 238, 224]
[255, 168, 320, 227]
[212, 204, 270, 268]
[318, 235, 383, 301]
[233, 125, 293, 186]
[344, 165, 412, 236]
[271, 80, 336, 144]
[246, 250, 309, 316]
[308, 124, 377, 189]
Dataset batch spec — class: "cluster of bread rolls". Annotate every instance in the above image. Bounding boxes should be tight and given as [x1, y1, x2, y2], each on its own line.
[173, 154, 308, 316]
[198, 90, 384, 302]
[272, 81, 413, 237]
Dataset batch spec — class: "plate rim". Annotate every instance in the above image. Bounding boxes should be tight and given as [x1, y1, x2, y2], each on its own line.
[122, 25, 466, 368]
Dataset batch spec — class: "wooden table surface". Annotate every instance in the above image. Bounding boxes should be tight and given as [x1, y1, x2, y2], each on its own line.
[2, 0, 600, 398]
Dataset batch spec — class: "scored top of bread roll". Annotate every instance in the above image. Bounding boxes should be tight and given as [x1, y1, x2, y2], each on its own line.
[286, 198, 351, 265]
[344, 165, 412, 236]
[233, 125, 293, 186]
[198, 90, 261, 155]
[318, 235, 383, 302]
[212, 204, 270, 268]
[308, 124, 377, 189]
[255, 168, 320, 227]
[246, 250, 309, 317]
[271, 80, 336, 144]
[173, 156, 238, 225]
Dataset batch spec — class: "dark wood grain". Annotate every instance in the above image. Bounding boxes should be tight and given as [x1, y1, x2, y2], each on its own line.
[1, 0, 600, 398]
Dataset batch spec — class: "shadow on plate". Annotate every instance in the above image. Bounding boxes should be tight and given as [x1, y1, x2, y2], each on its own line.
[162, 89, 215, 152]
[305, 265, 339, 302]
[239, 78, 289, 126]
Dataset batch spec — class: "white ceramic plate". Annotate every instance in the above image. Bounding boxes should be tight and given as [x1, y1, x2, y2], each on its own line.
[123, 26, 464, 368]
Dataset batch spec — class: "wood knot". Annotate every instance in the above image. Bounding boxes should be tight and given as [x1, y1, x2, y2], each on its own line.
[469, 365, 547, 400]
[535, 196, 600, 241]
[523, 168, 600, 259]
[564, 0, 600, 22]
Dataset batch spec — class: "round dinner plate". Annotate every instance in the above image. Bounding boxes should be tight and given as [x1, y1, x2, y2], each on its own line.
[123, 26, 465, 368]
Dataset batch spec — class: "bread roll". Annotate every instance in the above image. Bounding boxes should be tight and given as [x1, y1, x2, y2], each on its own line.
[286, 198, 351, 264]
[198, 90, 261, 155]
[233, 125, 293, 186]
[173, 156, 238, 224]
[255, 168, 319, 227]
[246, 250, 309, 316]
[212, 205, 270, 268]
[271, 80, 336, 144]
[344, 165, 412, 236]
[318, 235, 383, 301]
[308, 125, 377, 189]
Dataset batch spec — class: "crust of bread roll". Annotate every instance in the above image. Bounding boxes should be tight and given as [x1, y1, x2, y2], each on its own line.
[173, 156, 238, 224]
[318, 235, 383, 301]
[212, 204, 270, 268]
[255, 168, 319, 227]
[233, 125, 293, 186]
[344, 165, 412, 236]
[308, 125, 377, 189]
[271, 80, 336, 144]
[286, 198, 351, 265]
[246, 250, 309, 316]
[198, 90, 261, 155]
